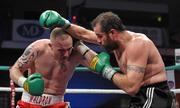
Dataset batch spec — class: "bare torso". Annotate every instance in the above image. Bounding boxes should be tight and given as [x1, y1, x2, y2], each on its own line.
[28, 39, 82, 95]
[114, 31, 167, 86]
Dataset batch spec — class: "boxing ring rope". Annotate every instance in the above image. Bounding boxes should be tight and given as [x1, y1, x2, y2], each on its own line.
[0, 64, 180, 107]
[1, 64, 180, 71]
[1, 87, 180, 94]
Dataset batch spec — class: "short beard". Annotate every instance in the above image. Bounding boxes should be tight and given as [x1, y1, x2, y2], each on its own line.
[103, 41, 119, 52]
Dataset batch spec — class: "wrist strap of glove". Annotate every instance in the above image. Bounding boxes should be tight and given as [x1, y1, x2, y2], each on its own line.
[18, 76, 27, 87]
[62, 18, 71, 29]
[75, 41, 90, 56]
[102, 65, 117, 80]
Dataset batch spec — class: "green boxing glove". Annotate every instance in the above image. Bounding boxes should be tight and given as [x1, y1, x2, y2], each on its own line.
[39, 10, 71, 29]
[18, 73, 44, 96]
[89, 52, 117, 80]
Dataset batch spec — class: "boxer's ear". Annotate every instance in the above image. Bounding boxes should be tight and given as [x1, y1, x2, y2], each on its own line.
[109, 29, 115, 39]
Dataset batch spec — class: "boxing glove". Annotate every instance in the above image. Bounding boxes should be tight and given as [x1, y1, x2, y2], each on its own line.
[39, 10, 70, 29]
[89, 52, 117, 80]
[18, 73, 44, 96]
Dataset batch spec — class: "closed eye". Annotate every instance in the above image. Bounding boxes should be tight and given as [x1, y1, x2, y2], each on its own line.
[58, 47, 73, 52]
[96, 33, 104, 39]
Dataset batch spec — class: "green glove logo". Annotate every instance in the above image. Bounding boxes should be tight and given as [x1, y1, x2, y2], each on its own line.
[90, 56, 99, 70]
[23, 81, 29, 92]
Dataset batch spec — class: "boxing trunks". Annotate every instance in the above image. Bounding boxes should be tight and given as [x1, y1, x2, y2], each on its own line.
[16, 91, 70, 108]
[129, 81, 176, 108]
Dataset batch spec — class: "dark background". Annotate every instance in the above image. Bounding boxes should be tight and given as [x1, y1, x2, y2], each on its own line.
[0, 0, 180, 107]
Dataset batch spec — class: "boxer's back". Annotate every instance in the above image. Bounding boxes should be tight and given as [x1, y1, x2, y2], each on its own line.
[142, 36, 167, 85]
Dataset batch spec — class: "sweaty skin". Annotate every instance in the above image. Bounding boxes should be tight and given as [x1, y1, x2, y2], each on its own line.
[65, 24, 167, 95]
[10, 38, 94, 95]
[111, 31, 166, 94]
[38, 11, 175, 107]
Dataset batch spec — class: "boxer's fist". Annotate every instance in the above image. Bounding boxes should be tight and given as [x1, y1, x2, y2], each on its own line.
[89, 52, 117, 80]
[39, 10, 70, 29]
[23, 73, 44, 96]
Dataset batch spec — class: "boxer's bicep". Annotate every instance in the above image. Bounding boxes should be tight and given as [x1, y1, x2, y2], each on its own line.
[69, 24, 99, 44]
[126, 40, 149, 72]
[125, 41, 148, 84]
[16, 45, 37, 72]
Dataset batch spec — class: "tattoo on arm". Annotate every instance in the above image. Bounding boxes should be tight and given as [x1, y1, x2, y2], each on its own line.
[17, 46, 36, 69]
[127, 65, 145, 73]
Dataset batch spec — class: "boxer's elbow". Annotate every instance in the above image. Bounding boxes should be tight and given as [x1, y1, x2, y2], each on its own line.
[126, 86, 140, 96]
[113, 74, 141, 95]
[125, 84, 141, 96]
[9, 67, 14, 79]
[9, 66, 22, 84]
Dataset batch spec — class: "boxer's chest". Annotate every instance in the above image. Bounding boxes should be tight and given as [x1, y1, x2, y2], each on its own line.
[34, 55, 75, 78]
[114, 51, 127, 73]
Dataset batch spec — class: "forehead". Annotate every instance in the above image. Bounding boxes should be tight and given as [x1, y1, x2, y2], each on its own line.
[54, 35, 73, 48]
[93, 23, 102, 33]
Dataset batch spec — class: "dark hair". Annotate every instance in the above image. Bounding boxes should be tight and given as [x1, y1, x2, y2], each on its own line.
[91, 12, 126, 33]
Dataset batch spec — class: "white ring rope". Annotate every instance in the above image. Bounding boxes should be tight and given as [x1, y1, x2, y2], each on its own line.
[1, 87, 180, 94]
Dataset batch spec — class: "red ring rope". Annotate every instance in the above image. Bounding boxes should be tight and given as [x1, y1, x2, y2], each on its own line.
[10, 80, 15, 108]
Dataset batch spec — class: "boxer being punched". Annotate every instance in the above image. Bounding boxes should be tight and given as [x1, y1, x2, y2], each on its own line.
[39, 10, 177, 108]
[10, 28, 111, 108]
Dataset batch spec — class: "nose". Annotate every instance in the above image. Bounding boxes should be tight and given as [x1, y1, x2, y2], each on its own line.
[63, 50, 69, 57]
[97, 38, 102, 45]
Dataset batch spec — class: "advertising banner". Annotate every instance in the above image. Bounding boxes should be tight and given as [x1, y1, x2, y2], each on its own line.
[12, 19, 50, 42]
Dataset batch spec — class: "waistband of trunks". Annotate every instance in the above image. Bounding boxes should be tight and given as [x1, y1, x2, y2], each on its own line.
[21, 90, 64, 106]
[142, 81, 169, 89]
